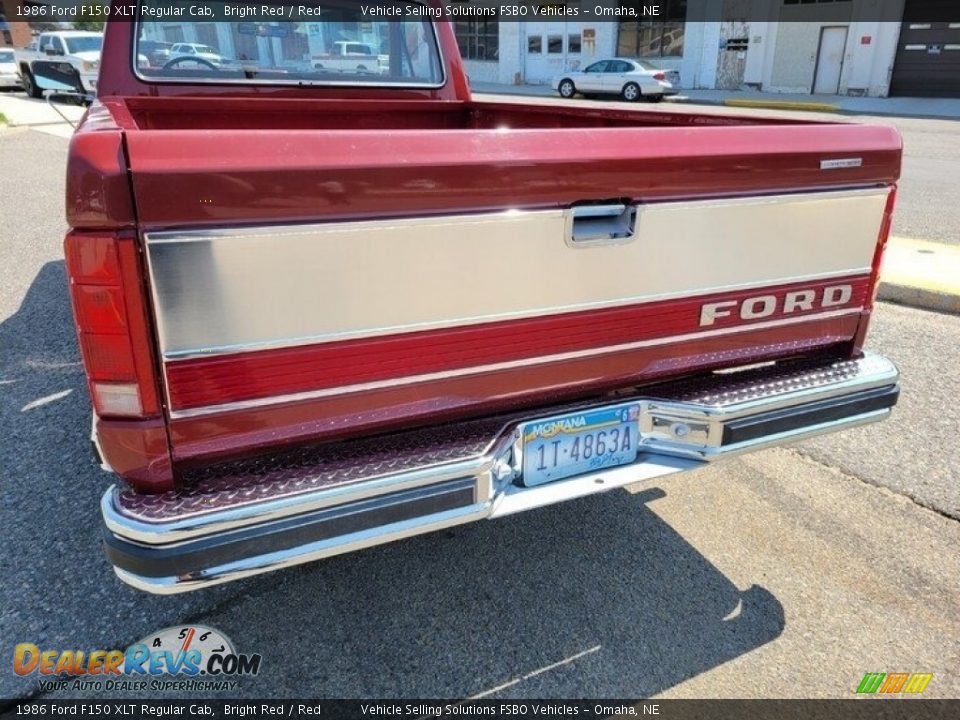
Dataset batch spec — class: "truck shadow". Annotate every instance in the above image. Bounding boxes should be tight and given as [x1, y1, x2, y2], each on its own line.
[216, 487, 785, 698]
[1, 262, 784, 701]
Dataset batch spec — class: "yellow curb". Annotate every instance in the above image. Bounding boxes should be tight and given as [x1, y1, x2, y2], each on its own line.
[878, 237, 960, 313]
[723, 98, 839, 112]
[882, 237, 960, 295]
[879, 284, 960, 314]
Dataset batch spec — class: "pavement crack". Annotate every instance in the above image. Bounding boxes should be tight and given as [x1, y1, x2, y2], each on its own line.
[787, 447, 960, 523]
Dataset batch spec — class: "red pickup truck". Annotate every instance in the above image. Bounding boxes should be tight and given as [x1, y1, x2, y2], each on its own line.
[64, 4, 901, 593]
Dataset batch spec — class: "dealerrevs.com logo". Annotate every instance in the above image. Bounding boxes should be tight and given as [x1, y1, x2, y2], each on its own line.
[13, 625, 261, 693]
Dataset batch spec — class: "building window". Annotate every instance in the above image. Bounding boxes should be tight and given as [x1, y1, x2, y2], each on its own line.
[528, 35, 542, 53]
[162, 25, 185, 44]
[617, 0, 686, 58]
[195, 24, 220, 52]
[568, 33, 582, 53]
[279, 26, 309, 63]
[547, 35, 563, 54]
[455, 20, 498, 61]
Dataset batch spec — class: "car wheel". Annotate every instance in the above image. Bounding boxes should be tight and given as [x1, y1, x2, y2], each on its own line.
[22, 67, 42, 99]
[558, 79, 576, 99]
[621, 82, 641, 102]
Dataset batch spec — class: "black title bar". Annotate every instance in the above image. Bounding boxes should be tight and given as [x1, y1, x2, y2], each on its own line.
[5, 1, 956, 24]
[1, 700, 959, 720]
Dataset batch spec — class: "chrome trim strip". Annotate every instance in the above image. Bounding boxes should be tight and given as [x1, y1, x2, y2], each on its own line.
[113, 503, 489, 595]
[144, 188, 888, 361]
[167, 308, 862, 419]
[131, 2, 447, 91]
[102, 440, 508, 546]
[144, 187, 886, 246]
[161, 268, 870, 362]
[103, 464, 476, 546]
[639, 357, 899, 458]
[489, 455, 702, 519]
[680, 409, 892, 460]
[90, 413, 113, 474]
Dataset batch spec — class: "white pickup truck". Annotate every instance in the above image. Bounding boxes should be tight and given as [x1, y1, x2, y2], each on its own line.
[312, 40, 388, 74]
[16, 30, 102, 98]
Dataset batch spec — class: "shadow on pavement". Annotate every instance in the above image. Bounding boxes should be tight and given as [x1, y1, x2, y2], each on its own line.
[196, 486, 785, 698]
[1, 264, 784, 700]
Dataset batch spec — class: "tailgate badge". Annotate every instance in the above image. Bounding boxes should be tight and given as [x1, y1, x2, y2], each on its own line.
[820, 158, 863, 170]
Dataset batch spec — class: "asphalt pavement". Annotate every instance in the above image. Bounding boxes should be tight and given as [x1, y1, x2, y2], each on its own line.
[1, 112, 958, 702]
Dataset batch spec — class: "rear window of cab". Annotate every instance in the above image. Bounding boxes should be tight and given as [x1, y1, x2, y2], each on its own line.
[134, 0, 444, 87]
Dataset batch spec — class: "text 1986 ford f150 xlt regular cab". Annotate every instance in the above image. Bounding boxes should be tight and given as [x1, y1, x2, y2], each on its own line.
[66, 2, 901, 593]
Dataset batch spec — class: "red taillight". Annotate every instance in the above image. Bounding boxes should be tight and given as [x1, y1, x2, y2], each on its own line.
[65, 232, 161, 419]
[653, 72, 666, 81]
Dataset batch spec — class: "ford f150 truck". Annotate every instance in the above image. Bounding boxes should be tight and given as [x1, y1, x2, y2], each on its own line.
[17, 30, 102, 98]
[64, 2, 901, 594]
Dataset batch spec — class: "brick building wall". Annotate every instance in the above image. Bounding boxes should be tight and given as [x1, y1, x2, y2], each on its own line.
[1, 0, 34, 47]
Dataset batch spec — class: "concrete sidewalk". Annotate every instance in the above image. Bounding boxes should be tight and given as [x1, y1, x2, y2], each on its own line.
[0, 93, 83, 138]
[471, 81, 960, 120]
[673, 88, 960, 119]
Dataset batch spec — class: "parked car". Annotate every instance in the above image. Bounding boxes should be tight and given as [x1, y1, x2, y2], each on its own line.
[553, 58, 676, 102]
[312, 40, 389, 74]
[0, 48, 19, 90]
[652, 62, 682, 89]
[73, 7, 900, 594]
[138, 39, 173, 68]
[15, 30, 102, 97]
[167, 42, 223, 68]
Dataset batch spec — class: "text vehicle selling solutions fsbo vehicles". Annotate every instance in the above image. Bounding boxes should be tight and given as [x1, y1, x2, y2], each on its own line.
[62, 0, 902, 593]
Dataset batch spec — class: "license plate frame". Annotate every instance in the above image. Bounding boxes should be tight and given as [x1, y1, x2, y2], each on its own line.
[518, 403, 641, 487]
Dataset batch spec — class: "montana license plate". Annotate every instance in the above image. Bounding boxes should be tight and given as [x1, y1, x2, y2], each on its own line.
[519, 404, 641, 487]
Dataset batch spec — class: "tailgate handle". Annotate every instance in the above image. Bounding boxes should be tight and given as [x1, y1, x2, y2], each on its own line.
[565, 204, 637, 246]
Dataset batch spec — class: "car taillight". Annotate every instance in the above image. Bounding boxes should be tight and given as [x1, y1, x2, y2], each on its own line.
[653, 72, 666, 81]
[64, 232, 161, 419]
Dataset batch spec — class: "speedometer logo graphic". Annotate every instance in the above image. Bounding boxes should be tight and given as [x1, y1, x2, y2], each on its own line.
[139, 625, 236, 661]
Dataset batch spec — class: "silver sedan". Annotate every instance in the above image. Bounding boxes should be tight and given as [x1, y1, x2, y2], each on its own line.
[0, 49, 20, 89]
[552, 58, 678, 102]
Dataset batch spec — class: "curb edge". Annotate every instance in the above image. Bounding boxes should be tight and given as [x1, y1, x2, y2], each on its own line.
[878, 282, 960, 314]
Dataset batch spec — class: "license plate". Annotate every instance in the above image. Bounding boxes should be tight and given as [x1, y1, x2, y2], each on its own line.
[519, 404, 640, 487]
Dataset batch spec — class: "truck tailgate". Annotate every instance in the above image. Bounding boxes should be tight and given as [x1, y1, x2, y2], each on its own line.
[122, 114, 900, 464]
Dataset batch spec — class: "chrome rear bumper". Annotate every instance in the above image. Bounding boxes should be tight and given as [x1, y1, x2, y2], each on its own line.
[103, 352, 898, 593]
